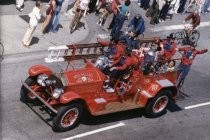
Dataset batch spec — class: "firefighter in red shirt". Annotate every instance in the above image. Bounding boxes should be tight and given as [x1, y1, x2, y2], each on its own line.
[158, 33, 177, 61]
[177, 42, 208, 87]
[97, 38, 126, 61]
[109, 46, 139, 80]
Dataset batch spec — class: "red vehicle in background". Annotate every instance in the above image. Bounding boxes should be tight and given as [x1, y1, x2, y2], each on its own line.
[20, 38, 179, 132]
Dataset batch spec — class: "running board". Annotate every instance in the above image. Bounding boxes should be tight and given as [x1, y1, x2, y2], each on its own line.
[94, 98, 143, 116]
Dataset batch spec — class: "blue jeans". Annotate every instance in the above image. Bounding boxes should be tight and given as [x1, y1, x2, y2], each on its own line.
[50, 12, 61, 32]
[202, 0, 210, 13]
[111, 14, 126, 41]
[178, 63, 191, 81]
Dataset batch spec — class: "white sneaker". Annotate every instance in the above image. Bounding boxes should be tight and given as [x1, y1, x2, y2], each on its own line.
[137, 3, 141, 6]
[105, 86, 114, 93]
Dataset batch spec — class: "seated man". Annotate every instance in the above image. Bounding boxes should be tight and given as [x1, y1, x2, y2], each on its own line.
[104, 46, 139, 92]
[119, 30, 139, 50]
[128, 14, 145, 37]
[157, 33, 177, 61]
[109, 46, 139, 81]
[97, 38, 126, 61]
[97, 38, 126, 75]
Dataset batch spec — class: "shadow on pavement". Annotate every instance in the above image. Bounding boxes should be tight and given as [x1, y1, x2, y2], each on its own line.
[167, 101, 183, 112]
[81, 108, 144, 126]
[30, 37, 39, 46]
[19, 14, 45, 23]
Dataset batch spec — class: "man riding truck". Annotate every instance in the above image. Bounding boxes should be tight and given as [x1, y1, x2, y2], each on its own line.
[176, 42, 208, 88]
[104, 47, 139, 92]
[97, 38, 125, 61]
[119, 30, 139, 50]
[159, 33, 177, 61]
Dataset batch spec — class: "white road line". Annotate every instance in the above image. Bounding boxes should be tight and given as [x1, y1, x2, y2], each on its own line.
[184, 102, 210, 110]
[61, 122, 125, 140]
[149, 21, 210, 32]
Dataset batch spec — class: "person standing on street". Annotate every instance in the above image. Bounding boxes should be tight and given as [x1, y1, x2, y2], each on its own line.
[159, 0, 172, 22]
[140, 0, 151, 10]
[176, 43, 209, 88]
[177, 0, 187, 13]
[103, 0, 121, 31]
[41, 0, 56, 34]
[22, 1, 42, 48]
[48, 0, 64, 33]
[16, 0, 24, 12]
[111, 0, 131, 40]
[202, 0, 210, 14]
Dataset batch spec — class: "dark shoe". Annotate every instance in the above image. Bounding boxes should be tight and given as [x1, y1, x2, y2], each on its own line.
[16, 6, 23, 12]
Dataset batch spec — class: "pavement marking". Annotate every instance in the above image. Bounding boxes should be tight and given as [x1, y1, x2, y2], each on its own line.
[61, 122, 125, 140]
[149, 21, 210, 32]
[184, 102, 210, 110]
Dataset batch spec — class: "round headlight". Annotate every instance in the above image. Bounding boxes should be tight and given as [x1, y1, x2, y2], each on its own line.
[52, 88, 64, 99]
[37, 74, 48, 87]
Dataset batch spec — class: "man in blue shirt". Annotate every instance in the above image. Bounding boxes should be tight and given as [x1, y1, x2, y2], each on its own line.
[128, 14, 145, 37]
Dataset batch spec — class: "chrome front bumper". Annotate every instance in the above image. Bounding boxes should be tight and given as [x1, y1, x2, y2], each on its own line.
[21, 81, 58, 114]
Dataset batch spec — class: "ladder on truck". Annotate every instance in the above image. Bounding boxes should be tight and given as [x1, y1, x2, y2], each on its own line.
[45, 37, 160, 63]
[45, 43, 109, 63]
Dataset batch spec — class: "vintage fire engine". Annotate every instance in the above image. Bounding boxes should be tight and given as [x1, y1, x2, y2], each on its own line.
[20, 37, 179, 132]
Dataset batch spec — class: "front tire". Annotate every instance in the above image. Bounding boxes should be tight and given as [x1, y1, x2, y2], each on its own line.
[20, 77, 40, 103]
[52, 103, 83, 132]
[144, 90, 171, 118]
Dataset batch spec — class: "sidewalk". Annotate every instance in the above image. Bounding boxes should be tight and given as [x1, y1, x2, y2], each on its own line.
[1, 1, 210, 57]
[0, 12, 89, 56]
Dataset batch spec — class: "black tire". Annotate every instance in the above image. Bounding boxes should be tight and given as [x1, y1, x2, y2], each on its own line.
[144, 90, 171, 118]
[174, 32, 183, 45]
[189, 30, 200, 43]
[52, 103, 83, 132]
[20, 77, 38, 103]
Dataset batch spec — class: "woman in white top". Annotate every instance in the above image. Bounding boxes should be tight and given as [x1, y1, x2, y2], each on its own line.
[22, 1, 42, 48]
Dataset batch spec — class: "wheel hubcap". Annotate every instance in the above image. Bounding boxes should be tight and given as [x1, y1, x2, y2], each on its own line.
[61, 108, 79, 128]
[153, 95, 169, 113]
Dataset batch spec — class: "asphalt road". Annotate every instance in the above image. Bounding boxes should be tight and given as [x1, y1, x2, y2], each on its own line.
[1, 1, 210, 140]
[1, 44, 210, 140]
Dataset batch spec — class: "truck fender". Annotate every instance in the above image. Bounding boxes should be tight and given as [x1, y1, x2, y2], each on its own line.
[28, 65, 52, 77]
[59, 91, 83, 104]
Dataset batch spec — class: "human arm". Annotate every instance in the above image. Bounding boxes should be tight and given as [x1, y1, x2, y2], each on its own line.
[184, 13, 193, 22]
[97, 38, 112, 46]
[135, 19, 145, 34]
[128, 17, 134, 27]
[196, 49, 208, 54]
[192, 14, 200, 29]
[35, 7, 41, 20]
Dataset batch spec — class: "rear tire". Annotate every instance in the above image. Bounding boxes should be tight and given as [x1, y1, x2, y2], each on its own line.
[189, 30, 200, 43]
[174, 32, 183, 45]
[52, 103, 83, 132]
[144, 90, 171, 118]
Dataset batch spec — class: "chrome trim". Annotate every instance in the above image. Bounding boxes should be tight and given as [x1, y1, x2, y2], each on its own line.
[21, 81, 58, 114]
[141, 90, 153, 98]
[156, 79, 174, 87]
